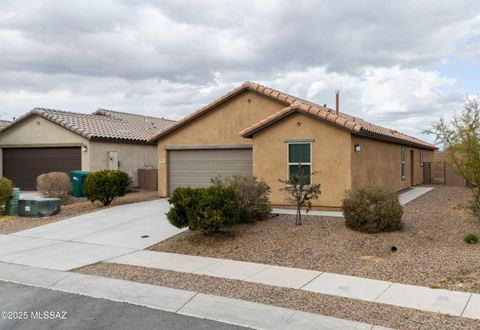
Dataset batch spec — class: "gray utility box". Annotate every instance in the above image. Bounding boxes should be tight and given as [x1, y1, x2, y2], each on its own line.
[6, 188, 20, 216]
[18, 198, 61, 218]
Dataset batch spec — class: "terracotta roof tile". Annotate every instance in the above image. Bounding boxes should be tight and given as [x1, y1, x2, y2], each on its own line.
[1, 108, 175, 142]
[148, 81, 435, 149]
[0, 120, 11, 129]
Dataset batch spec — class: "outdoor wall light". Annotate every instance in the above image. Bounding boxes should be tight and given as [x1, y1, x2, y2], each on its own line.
[82, 145, 88, 152]
[354, 144, 360, 152]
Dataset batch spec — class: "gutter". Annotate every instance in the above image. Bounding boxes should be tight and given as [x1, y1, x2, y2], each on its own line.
[353, 130, 437, 150]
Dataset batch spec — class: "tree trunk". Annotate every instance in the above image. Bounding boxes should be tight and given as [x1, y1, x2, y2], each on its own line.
[296, 206, 302, 225]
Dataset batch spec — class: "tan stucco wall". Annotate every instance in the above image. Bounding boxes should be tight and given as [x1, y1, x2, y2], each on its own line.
[0, 115, 90, 175]
[156, 91, 286, 196]
[252, 113, 352, 208]
[89, 142, 157, 186]
[350, 135, 434, 192]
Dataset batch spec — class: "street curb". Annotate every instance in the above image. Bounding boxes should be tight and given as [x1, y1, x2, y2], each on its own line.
[0, 262, 389, 330]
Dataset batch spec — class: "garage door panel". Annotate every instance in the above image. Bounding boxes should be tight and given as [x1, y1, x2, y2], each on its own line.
[3, 147, 81, 190]
[168, 148, 252, 194]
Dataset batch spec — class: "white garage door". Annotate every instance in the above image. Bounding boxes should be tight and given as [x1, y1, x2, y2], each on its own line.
[168, 148, 253, 194]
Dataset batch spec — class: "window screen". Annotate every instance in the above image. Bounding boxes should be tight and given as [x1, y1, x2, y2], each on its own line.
[288, 143, 311, 185]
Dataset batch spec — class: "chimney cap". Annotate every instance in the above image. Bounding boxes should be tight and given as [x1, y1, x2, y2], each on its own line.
[335, 90, 340, 94]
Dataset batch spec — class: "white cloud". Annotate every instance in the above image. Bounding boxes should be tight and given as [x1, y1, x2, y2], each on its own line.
[260, 66, 462, 140]
[0, 66, 462, 144]
[0, 0, 478, 143]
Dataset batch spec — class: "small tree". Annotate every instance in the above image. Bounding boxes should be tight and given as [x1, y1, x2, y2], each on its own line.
[424, 97, 480, 218]
[279, 163, 321, 225]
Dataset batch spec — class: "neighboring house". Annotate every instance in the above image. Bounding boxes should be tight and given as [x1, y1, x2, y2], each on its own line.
[148, 82, 436, 208]
[0, 108, 175, 190]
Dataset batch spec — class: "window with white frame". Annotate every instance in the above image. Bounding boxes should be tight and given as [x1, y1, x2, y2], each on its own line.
[288, 142, 311, 185]
[420, 149, 424, 167]
[401, 146, 406, 180]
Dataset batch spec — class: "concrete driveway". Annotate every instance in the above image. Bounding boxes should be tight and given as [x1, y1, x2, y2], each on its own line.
[0, 199, 183, 271]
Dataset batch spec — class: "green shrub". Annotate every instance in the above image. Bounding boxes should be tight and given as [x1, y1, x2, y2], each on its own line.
[342, 187, 404, 233]
[0, 177, 13, 214]
[83, 170, 129, 206]
[464, 232, 479, 244]
[211, 176, 271, 222]
[36, 172, 72, 203]
[167, 187, 196, 228]
[167, 186, 240, 234]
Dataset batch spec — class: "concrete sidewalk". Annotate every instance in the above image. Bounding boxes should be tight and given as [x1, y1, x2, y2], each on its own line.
[0, 199, 184, 271]
[0, 262, 389, 330]
[397, 187, 434, 205]
[272, 187, 434, 217]
[107, 250, 480, 320]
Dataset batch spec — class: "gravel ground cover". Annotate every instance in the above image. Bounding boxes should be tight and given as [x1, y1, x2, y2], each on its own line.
[150, 186, 480, 293]
[0, 190, 159, 234]
[76, 263, 480, 330]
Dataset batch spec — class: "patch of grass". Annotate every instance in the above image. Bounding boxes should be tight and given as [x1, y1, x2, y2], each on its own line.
[458, 268, 472, 276]
[464, 232, 479, 244]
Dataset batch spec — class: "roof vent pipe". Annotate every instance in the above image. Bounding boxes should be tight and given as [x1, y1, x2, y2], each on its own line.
[335, 90, 340, 115]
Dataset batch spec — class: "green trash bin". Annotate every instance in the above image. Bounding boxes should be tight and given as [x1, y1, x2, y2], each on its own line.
[70, 170, 90, 197]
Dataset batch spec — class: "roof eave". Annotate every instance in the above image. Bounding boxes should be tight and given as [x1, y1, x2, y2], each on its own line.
[353, 130, 437, 150]
[149, 82, 295, 142]
[89, 136, 155, 145]
[148, 84, 252, 142]
[240, 106, 362, 138]
[240, 108, 295, 138]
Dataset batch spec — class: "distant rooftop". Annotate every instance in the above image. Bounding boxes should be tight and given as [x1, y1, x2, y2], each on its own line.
[0, 120, 11, 129]
[1, 108, 175, 142]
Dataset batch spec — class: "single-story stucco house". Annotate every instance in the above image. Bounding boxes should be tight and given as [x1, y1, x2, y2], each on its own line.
[148, 82, 436, 208]
[0, 108, 174, 190]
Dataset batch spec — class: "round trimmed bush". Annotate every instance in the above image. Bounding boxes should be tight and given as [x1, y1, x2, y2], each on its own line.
[36, 172, 72, 203]
[167, 187, 196, 228]
[166, 186, 240, 234]
[342, 187, 404, 233]
[83, 170, 129, 206]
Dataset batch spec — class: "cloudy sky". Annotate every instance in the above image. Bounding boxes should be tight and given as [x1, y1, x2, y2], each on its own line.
[1, 1, 479, 141]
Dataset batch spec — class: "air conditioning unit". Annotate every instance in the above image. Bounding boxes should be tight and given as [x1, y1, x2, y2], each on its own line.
[18, 198, 61, 218]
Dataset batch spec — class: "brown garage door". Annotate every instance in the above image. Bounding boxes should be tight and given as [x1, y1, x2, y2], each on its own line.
[168, 148, 253, 195]
[3, 147, 81, 190]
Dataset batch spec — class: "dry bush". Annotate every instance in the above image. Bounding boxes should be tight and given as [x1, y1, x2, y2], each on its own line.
[212, 176, 271, 222]
[342, 187, 403, 233]
[36, 172, 72, 203]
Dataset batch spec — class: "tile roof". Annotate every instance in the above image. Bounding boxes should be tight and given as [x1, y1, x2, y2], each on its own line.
[0, 108, 175, 142]
[148, 81, 436, 150]
[0, 120, 11, 129]
[240, 102, 436, 150]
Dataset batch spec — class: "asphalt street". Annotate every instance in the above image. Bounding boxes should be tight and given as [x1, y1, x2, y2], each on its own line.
[0, 280, 248, 330]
